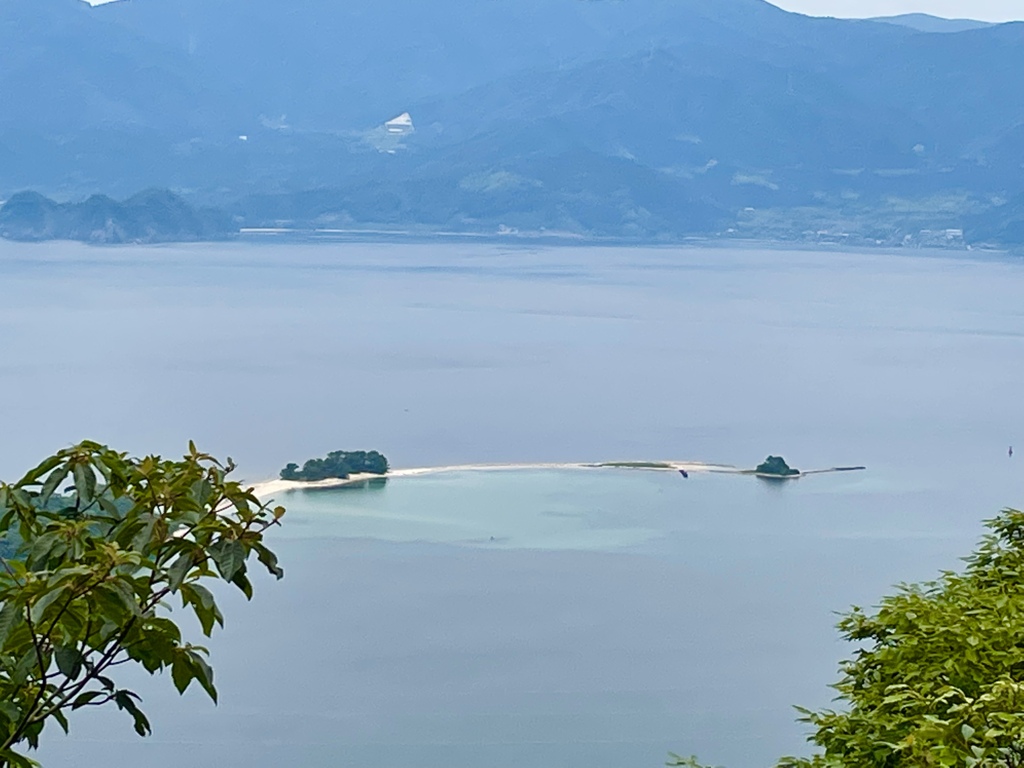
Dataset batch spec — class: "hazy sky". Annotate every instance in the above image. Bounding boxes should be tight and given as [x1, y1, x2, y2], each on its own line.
[773, 0, 1023, 20]
[82, 0, 1024, 20]
[81, 0, 1024, 20]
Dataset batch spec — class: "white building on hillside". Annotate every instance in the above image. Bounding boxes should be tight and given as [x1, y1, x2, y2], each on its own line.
[384, 112, 414, 135]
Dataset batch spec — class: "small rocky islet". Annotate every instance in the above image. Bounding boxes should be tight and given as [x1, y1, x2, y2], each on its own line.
[754, 455, 801, 478]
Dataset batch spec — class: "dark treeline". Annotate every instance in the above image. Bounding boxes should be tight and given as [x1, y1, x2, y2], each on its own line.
[280, 450, 389, 481]
[755, 456, 800, 477]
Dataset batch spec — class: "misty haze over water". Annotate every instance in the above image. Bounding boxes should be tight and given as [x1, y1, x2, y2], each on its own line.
[1, 241, 1020, 766]
[3, 0, 1024, 762]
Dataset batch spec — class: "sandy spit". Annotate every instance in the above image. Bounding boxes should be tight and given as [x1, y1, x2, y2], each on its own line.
[247, 460, 734, 500]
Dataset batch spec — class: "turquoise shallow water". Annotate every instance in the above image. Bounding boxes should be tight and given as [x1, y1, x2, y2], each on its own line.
[277, 466, 982, 553]
[279, 469, 669, 550]
[38, 468, 997, 768]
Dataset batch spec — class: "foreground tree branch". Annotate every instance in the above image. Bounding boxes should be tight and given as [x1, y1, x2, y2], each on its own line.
[0, 441, 285, 768]
[675, 508, 1024, 768]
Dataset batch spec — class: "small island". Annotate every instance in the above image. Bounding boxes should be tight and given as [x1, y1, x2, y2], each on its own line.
[755, 455, 800, 478]
[0, 189, 234, 244]
[280, 450, 389, 481]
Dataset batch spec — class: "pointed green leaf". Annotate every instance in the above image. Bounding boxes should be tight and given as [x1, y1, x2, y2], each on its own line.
[187, 649, 217, 703]
[209, 539, 245, 581]
[167, 551, 194, 591]
[123, 700, 150, 737]
[54, 645, 84, 680]
[17, 454, 65, 487]
[27, 531, 61, 568]
[51, 708, 70, 734]
[72, 463, 96, 505]
[255, 544, 284, 580]
[71, 691, 105, 710]
[230, 569, 253, 600]
[39, 466, 70, 506]
[171, 656, 192, 694]
[0, 600, 25, 648]
[29, 585, 68, 624]
[183, 582, 215, 611]
[181, 583, 222, 635]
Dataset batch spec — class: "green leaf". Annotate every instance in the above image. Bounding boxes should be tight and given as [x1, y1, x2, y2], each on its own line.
[17, 454, 64, 487]
[130, 514, 158, 553]
[72, 462, 96, 505]
[209, 539, 245, 581]
[92, 584, 131, 625]
[114, 690, 151, 737]
[53, 645, 84, 680]
[0, 747, 42, 768]
[182, 582, 215, 611]
[70, 691, 105, 710]
[171, 656, 193, 694]
[0, 699, 20, 724]
[187, 650, 217, 703]
[97, 494, 122, 519]
[181, 583, 222, 636]
[256, 544, 284, 580]
[0, 600, 25, 648]
[191, 479, 214, 507]
[230, 569, 253, 600]
[27, 531, 61, 568]
[107, 579, 141, 616]
[39, 466, 70, 506]
[10, 648, 37, 686]
[167, 551, 194, 591]
[29, 584, 68, 624]
[51, 708, 69, 734]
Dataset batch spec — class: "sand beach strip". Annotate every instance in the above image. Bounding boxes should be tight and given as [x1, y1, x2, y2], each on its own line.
[248, 460, 735, 499]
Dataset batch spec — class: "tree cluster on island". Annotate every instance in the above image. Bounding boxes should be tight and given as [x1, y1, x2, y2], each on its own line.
[755, 455, 800, 477]
[279, 450, 389, 482]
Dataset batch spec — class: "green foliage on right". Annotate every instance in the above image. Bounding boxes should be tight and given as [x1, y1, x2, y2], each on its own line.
[755, 456, 800, 477]
[280, 450, 389, 482]
[674, 509, 1024, 767]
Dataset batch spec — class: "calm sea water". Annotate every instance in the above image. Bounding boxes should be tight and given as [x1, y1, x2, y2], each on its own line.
[2, 240, 1022, 767]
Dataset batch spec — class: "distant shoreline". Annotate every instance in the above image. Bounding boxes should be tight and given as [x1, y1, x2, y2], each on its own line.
[249, 461, 866, 499]
[1, 233, 1012, 260]
[236, 228, 1011, 256]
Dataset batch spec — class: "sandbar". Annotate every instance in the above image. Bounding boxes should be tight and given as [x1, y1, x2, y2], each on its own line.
[248, 460, 733, 499]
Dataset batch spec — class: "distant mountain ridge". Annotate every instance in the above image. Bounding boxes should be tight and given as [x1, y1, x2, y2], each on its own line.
[869, 14, 995, 33]
[1, 0, 1023, 245]
[0, 190, 233, 243]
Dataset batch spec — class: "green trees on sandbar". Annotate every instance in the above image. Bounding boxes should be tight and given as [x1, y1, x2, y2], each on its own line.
[755, 456, 800, 477]
[280, 450, 389, 482]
